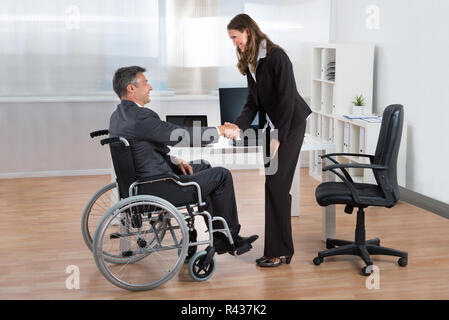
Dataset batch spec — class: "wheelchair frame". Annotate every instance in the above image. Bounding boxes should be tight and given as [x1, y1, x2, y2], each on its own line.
[85, 129, 236, 290]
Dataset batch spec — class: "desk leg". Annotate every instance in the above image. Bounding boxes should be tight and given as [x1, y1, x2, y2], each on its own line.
[290, 157, 301, 217]
[322, 206, 336, 242]
[322, 145, 336, 242]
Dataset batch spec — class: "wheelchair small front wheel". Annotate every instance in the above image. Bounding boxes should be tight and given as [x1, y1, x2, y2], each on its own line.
[189, 250, 216, 282]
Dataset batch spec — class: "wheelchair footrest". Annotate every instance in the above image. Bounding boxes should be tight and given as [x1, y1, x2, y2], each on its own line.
[235, 243, 253, 256]
[121, 250, 133, 257]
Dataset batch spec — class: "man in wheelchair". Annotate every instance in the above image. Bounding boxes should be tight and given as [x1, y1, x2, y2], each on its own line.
[109, 65, 258, 256]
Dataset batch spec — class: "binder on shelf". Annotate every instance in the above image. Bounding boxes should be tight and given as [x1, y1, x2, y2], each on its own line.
[332, 84, 337, 113]
[343, 122, 350, 152]
[321, 49, 328, 79]
[359, 127, 365, 155]
[317, 114, 322, 138]
[329, 118, 334, 143]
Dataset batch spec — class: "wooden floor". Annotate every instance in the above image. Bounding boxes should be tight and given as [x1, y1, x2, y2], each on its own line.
[1, 168, 449, 300]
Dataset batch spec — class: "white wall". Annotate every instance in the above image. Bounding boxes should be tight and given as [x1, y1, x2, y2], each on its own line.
[0, 98, 116, 178]
[331, 0, 449, 204]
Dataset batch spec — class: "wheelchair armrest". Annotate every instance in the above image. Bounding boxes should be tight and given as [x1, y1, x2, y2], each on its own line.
[132, 173, 206, 210]
[100, 137, 130, 147]
[90, 129, 109, 138]
[137, 172, 181, 184]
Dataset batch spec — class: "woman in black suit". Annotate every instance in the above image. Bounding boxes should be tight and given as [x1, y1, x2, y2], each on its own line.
[226, 14, 312, 267]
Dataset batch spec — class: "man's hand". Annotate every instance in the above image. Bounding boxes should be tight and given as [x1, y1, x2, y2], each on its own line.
[218, 122, 240, 140]
[173, 157, 193, 175]
[270, 138, 280, 159]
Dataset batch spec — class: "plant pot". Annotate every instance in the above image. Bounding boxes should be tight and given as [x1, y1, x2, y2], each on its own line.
[352, 105, 364, 116]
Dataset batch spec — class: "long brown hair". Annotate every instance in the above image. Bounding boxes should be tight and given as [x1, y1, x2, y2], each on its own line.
[227, 13, 279, 75]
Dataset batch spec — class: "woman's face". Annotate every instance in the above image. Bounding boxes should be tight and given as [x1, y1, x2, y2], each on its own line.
[228, 29, 249, 52]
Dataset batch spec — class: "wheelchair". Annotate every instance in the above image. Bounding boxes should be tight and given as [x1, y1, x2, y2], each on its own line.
[82, 130, 236, 291]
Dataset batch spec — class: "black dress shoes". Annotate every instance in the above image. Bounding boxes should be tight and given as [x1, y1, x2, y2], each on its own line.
[257, 255, 293, 267]
[233, 234, 259, 255]
[213, 233, 258, 255]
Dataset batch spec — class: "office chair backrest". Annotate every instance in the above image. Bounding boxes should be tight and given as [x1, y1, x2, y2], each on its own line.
[107, 138, 137, 199]
[372, 104, 404, 203]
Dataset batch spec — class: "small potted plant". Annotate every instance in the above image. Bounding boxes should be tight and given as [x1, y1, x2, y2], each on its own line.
[352, 94, 366, 116]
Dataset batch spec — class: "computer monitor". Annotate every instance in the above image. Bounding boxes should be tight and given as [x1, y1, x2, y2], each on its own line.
[218, 87, 258, 126]
[166, 115, 208, 127]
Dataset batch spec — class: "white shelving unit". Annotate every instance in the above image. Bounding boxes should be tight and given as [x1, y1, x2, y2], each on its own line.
[306, 43, 407, 186]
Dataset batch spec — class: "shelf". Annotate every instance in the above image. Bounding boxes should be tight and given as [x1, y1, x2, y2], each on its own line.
[313, 78, 336, 85]
[307, 43, 398, 186]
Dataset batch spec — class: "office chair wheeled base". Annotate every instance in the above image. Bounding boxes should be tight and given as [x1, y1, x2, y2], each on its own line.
[313, 207, 408, 276]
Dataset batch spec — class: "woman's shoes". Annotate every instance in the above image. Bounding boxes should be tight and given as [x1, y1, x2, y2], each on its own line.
[256, 255, 293, 267]
[255, 256, 269, 264]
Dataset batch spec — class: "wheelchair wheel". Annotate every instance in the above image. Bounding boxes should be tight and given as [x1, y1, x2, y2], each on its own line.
[93, 195, 189, 291]
[81, 182, 119, 252]
[189, 250, 216, 282]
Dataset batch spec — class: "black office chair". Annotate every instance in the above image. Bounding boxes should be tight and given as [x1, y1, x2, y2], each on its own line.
[312, 104, 408, 276]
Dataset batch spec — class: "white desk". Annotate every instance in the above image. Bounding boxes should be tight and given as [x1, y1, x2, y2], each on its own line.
[170, 134, 336, 241]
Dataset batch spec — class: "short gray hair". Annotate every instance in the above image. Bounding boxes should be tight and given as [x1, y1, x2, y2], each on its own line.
[112, 66, 146, 99]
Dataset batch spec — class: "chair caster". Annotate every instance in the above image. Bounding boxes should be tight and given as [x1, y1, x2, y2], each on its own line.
[398, 257, 408, 267]
[313, 257, 323, 266]
[189, 247, 216, 282]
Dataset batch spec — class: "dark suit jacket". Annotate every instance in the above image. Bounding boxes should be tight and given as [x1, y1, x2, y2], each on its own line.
[234, 47, 312, 142]
[109, 100, 219, 178]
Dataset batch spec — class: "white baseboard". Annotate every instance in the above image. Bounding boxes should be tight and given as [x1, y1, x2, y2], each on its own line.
[0, 169, 111, 179]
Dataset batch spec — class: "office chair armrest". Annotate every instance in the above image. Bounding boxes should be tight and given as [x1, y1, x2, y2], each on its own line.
[90, 129, 109, 138]
[323, 163, 388, 204]
[322, 163, 388, 172]
[327, 169, 361, 203]
[321, 153, 374, 160]
[320, 154, 353, 183]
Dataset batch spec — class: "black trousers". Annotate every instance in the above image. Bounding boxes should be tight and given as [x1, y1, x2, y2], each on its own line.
[171, 160, 241, 236]
[263, 121, 307, 257]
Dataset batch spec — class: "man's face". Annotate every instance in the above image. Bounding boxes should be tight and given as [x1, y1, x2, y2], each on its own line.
[130, 72, 152, 105]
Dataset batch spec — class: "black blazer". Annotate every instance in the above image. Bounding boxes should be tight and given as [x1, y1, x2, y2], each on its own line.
[234, 47, 312, 142]
[109, 100, 219, 178]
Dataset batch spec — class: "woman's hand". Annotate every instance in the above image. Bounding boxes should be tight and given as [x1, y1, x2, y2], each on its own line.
[270, 138, 280, 159]
[218, 122, 240, 140]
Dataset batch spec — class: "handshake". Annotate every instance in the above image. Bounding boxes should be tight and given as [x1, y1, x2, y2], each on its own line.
[217, 122, 241, 140]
